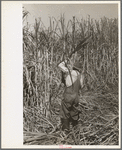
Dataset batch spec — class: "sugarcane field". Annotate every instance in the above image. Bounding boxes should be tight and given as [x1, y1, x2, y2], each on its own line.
[23, 4, 119, 146]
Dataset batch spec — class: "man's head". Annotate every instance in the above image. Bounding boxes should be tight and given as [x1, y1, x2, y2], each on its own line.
[73, 61, 82, 72]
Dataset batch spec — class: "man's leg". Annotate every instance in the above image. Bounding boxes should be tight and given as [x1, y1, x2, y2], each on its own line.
[60, 100, 71, 131]
[61, 118, 70, 131]
[70, 105, 79, 127]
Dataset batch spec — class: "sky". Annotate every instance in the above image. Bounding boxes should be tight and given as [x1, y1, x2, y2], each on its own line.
[23, 3, 118, 29]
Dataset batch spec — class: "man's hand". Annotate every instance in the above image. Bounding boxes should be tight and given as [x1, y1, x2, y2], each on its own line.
[64, 56, 70, 63]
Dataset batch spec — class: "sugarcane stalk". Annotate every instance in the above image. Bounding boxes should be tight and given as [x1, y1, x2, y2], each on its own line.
[44, 49, 46, 115]
[72, 16, 75, 50]
[45, 48, 51, 118]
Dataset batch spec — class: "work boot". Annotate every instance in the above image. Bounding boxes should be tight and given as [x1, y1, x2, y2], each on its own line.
[69, 117, 78, 128]
[61, 118, 70, 131]
[72, 119, 78, 127]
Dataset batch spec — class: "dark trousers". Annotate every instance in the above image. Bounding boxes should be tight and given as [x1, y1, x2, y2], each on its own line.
[60, 94, 79, 130]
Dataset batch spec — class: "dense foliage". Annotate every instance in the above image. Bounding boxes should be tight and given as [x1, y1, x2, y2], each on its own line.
[23, 9, 119, 145]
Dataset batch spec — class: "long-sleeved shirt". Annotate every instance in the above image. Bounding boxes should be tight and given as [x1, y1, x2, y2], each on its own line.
[58, 61, 84, 88]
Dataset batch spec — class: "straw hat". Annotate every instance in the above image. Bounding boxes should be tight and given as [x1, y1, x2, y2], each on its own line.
[73, 61, 82, 71]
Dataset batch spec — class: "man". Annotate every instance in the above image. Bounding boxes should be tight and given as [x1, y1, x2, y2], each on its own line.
[58, 59, 84, 133]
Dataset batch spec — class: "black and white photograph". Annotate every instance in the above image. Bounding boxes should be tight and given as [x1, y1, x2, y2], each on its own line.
[2, 1, 121, 148]
[23, 1, 119, 147]
[22, 2, 120, 146]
